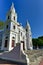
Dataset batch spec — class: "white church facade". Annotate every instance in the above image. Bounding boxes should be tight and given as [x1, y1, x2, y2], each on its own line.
[0, 3, 33, 51]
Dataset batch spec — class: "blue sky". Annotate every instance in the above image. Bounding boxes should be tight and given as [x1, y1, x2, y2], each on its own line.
[0, 0, 43, 38]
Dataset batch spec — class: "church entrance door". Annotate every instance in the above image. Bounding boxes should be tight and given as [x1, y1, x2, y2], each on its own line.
[12, 40, 15, 47]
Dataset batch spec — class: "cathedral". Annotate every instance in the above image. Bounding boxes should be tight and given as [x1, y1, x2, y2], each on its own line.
[0, 3, 33, 51]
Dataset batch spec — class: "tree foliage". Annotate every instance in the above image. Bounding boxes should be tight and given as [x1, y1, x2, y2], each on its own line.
[32, 36, 43, 49]
[0, 21, 4, 29]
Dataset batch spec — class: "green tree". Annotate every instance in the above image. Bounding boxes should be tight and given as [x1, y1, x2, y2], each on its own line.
[32, 36, 43, 49]
[0, 21, 4, 29]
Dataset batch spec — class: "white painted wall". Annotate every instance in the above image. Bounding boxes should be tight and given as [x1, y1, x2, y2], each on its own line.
[1, 3, 33, 51]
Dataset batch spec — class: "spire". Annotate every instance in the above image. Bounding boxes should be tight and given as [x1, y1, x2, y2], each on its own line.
[26, 20, 31, 30]
[10, 2, 15, 13]
[11, 2, 14, 9]
[26, 20, 30, 26]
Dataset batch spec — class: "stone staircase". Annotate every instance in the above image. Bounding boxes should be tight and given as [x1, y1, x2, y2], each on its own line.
[25, 50, 43, 65]
[0, 43, 29, 65]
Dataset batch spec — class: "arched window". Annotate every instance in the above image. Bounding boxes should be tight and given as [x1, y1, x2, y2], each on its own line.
[8, 16, 10, 19]
[13, 25, 15, 29]
[26, 29, 27, 32]
[4, 40, 8, 47]
[5, 36, 8, 39]
[12, 37, 15, 39]
[12, 40, 15, 47]
[6, 25, 8, 29]
[14, 16, 15, 20]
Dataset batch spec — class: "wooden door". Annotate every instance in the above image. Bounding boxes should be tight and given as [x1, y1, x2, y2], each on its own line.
[12, 40, 15, 47]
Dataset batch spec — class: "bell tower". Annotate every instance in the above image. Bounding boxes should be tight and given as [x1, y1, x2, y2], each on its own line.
[7, 2, 17, 22]
[26, 20, 33, 50]
[10, 3, 17, 22]
[1, 3, 18, 51]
